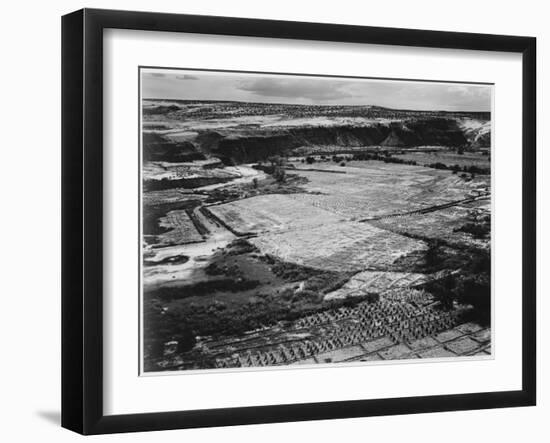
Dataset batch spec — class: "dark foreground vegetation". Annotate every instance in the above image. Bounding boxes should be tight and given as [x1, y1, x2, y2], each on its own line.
[143, 239, 375, 368]
[420, 240, 490, 326]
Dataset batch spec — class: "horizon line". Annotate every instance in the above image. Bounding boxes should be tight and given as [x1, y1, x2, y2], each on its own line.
[141, 97, 491, 114]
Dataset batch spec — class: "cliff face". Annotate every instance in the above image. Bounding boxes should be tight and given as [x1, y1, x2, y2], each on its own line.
[143, 133, 205, 162]
[208, 119, 473, 163]
[459, 120, 492, 149]
[379, 119, 469, 148]
[142, 99, 492, 165]
[212, 126, 388, 163]
[143, 116, 490, 165]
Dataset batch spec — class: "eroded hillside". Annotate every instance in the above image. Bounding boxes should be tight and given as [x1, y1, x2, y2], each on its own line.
[142, 100, 491, 165]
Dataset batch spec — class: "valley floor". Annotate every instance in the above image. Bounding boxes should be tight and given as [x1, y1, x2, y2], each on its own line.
[142, 157, 491, 372]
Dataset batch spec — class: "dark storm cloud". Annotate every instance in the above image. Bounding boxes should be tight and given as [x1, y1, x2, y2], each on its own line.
[175, 74, 199, 80]
[237, 77, 352, 102]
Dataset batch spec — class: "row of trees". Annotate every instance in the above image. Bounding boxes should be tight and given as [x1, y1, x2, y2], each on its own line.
[253, 152, 489, 183]
[434, 163, 490, 175]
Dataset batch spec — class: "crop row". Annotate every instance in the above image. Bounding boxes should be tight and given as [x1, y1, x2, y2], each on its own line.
[212, 296, 464, 368]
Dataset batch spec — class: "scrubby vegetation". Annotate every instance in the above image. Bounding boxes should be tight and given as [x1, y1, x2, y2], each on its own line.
[454, 217, 491, 239]
[149, 278, 262, 302]
[420, 241, 490, 325]
[143, 176, 233, 191]
[349, 151, 490, 174]
[143, 239, 368, 364]
[143, 299, 197, 364]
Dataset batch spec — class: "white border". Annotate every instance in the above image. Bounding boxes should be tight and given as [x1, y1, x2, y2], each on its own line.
[104, 29, 522, 416]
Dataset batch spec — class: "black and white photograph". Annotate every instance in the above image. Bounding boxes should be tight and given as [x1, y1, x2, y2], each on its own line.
[141, 68, 493, 373]
[1, 0, 545, 439]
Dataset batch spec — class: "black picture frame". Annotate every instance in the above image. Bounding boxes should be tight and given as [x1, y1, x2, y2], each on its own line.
[62, 8, 536, 435]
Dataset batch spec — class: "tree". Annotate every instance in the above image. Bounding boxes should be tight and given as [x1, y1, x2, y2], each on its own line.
[268, 155, 283, 167]
[273, 166, 286, 183]
[306, 156, 315, 164]
[425, 239, 443, 270]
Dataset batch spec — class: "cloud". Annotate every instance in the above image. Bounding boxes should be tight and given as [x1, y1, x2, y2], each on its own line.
[141, 69, 491, 111]
[236, 77, 352, 102]
[144, 72, 199, 80]
[175, 74, 199, 80]
[447, 84, 490, 98]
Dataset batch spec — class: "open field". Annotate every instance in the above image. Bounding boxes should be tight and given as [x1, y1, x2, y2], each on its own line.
[207, 194, 345, 235]
[282, 161, 490, 219]
[155, 210, 204, 246]
[249, 221, 426, 272]
[370, 199, 491, 249]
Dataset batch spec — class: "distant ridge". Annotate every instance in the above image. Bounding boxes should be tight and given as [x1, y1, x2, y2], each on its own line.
[142, 98, 489, 116]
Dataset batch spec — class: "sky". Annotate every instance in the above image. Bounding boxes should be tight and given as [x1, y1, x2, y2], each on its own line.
[141, 69, 492, 112]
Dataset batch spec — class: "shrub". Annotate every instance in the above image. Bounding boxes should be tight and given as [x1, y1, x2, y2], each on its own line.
[268, 155, 284, 166]
[143, 299, 196, 360]
[454, 221, 490, 239]
[273, 166, 286, 183]
[421, 247, 490, 325]
[428, 162, 448, 170]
